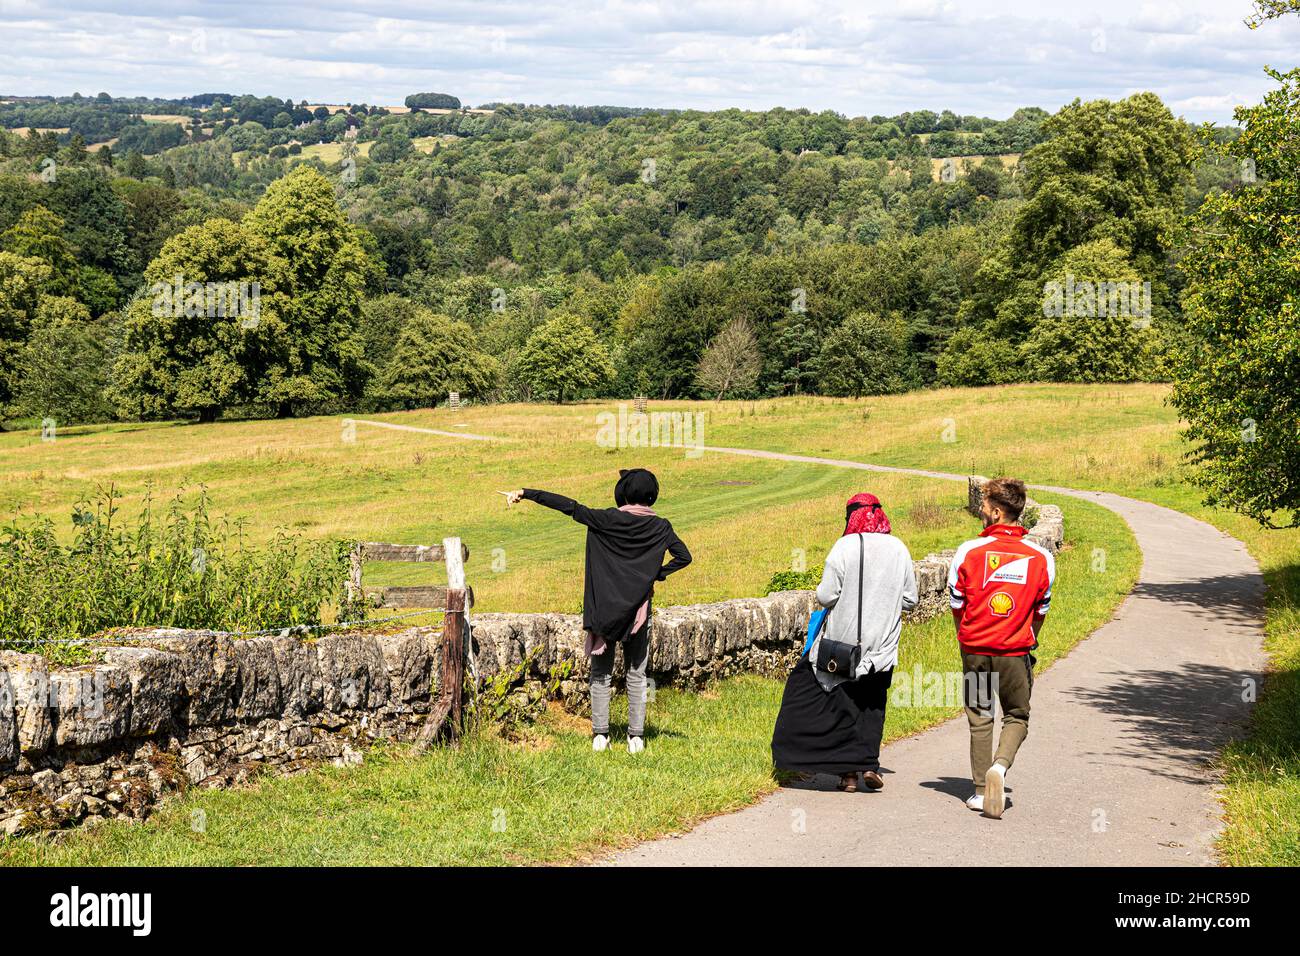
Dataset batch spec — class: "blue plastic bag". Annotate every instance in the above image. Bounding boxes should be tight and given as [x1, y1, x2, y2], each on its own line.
[802, 607, 827, 657]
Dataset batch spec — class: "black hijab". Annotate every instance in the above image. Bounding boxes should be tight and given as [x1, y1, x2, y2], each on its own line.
[614, 468, 659, 507]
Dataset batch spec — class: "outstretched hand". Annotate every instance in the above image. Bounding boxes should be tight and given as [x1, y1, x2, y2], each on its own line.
[500, 489, 525, 506]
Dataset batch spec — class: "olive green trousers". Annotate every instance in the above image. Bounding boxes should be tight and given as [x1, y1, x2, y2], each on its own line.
[961, 651, 1034, 794]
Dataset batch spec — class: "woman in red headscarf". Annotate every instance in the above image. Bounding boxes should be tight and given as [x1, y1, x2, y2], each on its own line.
[771, 493, 918, 792]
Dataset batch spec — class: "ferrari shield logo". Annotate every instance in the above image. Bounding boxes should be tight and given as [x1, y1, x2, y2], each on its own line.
[984, 552, 1028, 587]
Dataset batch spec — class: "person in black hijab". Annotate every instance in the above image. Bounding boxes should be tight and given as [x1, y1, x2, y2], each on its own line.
[507, 469, 691, 753]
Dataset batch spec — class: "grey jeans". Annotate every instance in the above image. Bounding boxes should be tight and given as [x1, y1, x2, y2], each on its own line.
[590, 628, 650, 737]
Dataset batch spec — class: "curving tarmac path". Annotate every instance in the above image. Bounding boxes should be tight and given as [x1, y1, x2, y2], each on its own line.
[604, 447, 1267, 867]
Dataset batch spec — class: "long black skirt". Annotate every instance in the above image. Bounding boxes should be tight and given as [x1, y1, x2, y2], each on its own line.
[771, 657, 893, 775]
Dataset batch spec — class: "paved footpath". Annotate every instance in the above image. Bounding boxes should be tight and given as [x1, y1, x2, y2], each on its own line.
[605, 448, 1267, 867]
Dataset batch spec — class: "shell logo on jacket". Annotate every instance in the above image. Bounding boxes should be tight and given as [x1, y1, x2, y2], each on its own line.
[947, 523, 1055, 656]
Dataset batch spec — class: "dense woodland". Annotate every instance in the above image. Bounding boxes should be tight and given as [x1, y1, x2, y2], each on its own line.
[0, 85, 1262, 425]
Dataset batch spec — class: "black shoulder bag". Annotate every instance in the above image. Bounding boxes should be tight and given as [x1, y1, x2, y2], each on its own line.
[816, 533, 863, 676]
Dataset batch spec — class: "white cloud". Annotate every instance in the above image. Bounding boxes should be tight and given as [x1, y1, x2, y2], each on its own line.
[0, 0, 1296, 121]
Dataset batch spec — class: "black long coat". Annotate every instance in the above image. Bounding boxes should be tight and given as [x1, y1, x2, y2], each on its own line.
[522, 489, 692, 642]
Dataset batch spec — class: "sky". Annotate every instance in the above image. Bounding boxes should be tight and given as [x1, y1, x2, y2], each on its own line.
[1, 1, 1297, 122]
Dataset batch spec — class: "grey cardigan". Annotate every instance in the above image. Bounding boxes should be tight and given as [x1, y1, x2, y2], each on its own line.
[810, 533, 918, 691]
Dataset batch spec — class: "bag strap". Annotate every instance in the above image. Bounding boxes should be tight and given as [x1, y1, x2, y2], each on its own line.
[823, 534, 866, 646]
[856, 532, 864, 646]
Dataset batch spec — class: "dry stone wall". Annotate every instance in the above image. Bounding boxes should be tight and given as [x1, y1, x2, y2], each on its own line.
[0, 477, 1064, 836]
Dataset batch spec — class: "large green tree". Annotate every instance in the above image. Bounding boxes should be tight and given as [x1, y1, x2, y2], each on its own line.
[947, 93, 1196, 378]
[516, 312, 614, 403]
[111, 218, 287, 422]
[370, 309, 500, 409]
[813, 312, 918, 398]
[243, 166, 372, 416]
[0, 252, 50, 408]
[0, 206, 79, 296]
[617, 263, 747, 398]
[1010, 94, 1196, 274]
[1019, 240, 1157, 383]
[10, 296, 115, 425]
[1170, 68, 1300, 527]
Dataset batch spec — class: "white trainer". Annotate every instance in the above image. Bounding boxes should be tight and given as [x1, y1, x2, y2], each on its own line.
[965, 793, 984, 812]
[984, 763, 1007, 818]
[592, 734, 609, 752]
[628, 736, 645, 754]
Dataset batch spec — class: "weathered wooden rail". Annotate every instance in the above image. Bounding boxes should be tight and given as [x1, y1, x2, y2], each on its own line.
[347, 541, 473, 610]
[346, 538, 470, 750]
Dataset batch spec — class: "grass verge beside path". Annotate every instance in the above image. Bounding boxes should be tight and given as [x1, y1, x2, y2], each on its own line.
[0, 493, 1136, 865]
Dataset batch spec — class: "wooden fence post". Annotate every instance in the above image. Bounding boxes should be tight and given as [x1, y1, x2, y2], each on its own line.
[413, 536, 467, 752]
[346, 543, 363, 606]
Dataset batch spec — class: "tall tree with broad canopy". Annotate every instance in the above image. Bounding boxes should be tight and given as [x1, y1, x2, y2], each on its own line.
[1019, 239, 1157, 383]
[0, 252, 51, 408]
[943, 93, 1196, 380]
[1171, 67, 1300, 528]
[1009, 93, 1196, 276]
[370, 309, 500, 410]
[516, 312, 614, 403]
[11, 296, 114, 425]
[110, 218, 287, 423]
[813, 312, 918, 398]
[243, 166, 372, 416]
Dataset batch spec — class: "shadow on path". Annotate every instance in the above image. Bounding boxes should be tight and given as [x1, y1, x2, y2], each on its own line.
[1063, 662, 1256, 785]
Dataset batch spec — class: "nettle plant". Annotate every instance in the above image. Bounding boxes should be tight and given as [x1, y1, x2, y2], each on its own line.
[466, 647, 574, 738]
[0, 485, 356, 662]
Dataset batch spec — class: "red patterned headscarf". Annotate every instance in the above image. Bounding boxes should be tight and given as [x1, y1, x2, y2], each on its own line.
[844, 493, 891, 535]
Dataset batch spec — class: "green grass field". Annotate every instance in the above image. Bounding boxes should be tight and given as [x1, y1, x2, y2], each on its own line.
[296, 140, 371, 163]
[293, 137, 444, 164]
[0, 383, 1293, 864]
[0, 408, 981, 615]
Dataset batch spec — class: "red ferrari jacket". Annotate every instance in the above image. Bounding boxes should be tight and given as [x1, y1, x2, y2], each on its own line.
[947, 524, 1055, 656]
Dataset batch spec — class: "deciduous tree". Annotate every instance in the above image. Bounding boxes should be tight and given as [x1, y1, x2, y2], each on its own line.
[516, 312, 614, 403]
[696, 317, 761, 400]
[371, 309, 499, 409]
[1170, 68, 1300, 527]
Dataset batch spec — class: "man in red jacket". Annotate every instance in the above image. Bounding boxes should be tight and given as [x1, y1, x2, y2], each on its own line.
[947, 477, 1055, 819]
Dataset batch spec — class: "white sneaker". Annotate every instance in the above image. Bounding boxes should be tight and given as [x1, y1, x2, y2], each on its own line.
[984, 763, 1007, 818]
[592, 734, 609, 752]
[965, 794, 984, 812]
[627, 736, 645, 754]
